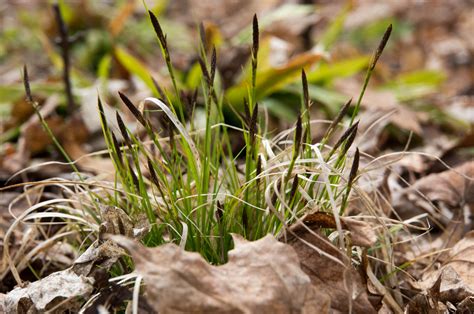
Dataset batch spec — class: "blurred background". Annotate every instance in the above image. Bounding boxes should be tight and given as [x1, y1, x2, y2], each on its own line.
[0, 0, 473, 178]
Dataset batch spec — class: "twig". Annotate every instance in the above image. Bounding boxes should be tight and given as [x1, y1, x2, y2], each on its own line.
[53, 3, 74, 115]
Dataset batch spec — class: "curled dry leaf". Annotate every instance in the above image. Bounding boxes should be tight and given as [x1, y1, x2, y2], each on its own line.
[393, 161, 474, 225]
[113, 233, 329, 313]
[303, 212, 378, 247]
[409, 231, 474, 312]
[285, 222, 377, 313]
[341, 217, 378, 248]
[72, 239, 125, 278]
[99, 205, 150, 240]
[3, 268, 94, 313]
[3, 239, 125, 313]
[407, 161, 474, 207]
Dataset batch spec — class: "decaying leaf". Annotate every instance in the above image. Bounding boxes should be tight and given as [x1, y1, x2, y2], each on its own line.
[99, 206, 150, 240]
[408, 161, 474, 207]
[408, 231, 474, 312]
[342, 217, 378, 248]
[3, 268, 94, 313]
[303, 212, 378, 247]
[285, 222, 377, 313]
[2, 239, 125, 312]
[393, 161, 474, 225]
[114, 233, 329, 313]
[72, 239, 125, 278]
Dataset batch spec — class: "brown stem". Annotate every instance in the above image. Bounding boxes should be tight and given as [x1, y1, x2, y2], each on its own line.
[53, 3, 74, 115]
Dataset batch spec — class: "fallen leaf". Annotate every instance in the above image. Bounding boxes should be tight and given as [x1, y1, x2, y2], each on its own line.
[99, 205, 150, 240]
[114, 233, 329, 313]
[410, 161, 474, 206]
[437, 231, 474, 289]
[409, 231, 474, 312]
[3, 268, 94, 313]
[342, 217, 378, 248]
[393, 161, 474, 226]
[302, 212, 378, 247]
[285, 222, 377, 313]
[72, 240, 125, 278]
[3, 239, 125, 312]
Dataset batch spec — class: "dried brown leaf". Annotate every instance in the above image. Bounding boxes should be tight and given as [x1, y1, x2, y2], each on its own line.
[302, 213, 377, 248]
[341, 217, 378, 248]
[410, 231, 474, 311]
[286, 222, 377, 313]
[394, 161, 474, 226]
[114, 234, 329, 313]
[72, 239, 125, 278]
[99, 206, 149, 240]
[3, 268, 94, 313]
[409, 161, 474, 207]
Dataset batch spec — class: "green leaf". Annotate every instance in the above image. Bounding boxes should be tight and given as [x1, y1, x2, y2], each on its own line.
[115, 46, 158, 95]
[226, 53, 322, 109]
[283, 84, 348, 116]
[261, 97, 299, 122]
[307, 56, 369, 84]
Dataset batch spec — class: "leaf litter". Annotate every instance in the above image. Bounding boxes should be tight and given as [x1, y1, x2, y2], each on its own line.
[113, 233, 328, 313]
[0, 0, 473, 313]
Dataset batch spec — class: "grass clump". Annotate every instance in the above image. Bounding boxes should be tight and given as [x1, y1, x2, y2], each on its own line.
[6, 11, 392, 271]
[88, 13, 391, 265]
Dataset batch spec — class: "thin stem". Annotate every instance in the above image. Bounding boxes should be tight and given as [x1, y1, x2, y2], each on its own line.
[53, 3, 74, 115]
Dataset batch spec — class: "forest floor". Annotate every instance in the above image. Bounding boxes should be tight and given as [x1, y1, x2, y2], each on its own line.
[0, 0, 473, 313]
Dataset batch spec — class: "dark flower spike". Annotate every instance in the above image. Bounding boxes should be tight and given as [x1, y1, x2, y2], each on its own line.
[210, 46, 217, 83]
[198, 57, 211, 85]
[256, 155, 262, 182]
[301, 69, 309, 111]
[294, 114, 303, 152]
[352, 25, 392, 122]
[97, 96, 108, 131]
[370, 24, 392, 71]
[252, 14, 259, 58]
[116, 111, 131, 146]
[332, 121, 359, 153]
[342, 123, 358, 154]
[199, 22, 207, 49]
[148, 10, 167, 50]
[325, 98, 352, 137]
[348, 148, 360, 186]
[129, 168, 140, 191]
[147, 157, 160, 188]
[249, 102, 259, 145]
[251, 14, 259, 90]
[110, 130, 123, 166]
[23, 65, 33, 103]
[118, 91, 147, 128]
[289, 174, 299, 201]
[243, 98, 251, 125]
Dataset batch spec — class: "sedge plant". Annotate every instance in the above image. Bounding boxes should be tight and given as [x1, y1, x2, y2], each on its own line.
[5, 12, 393, 271]
[92, 12, 392, 264]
